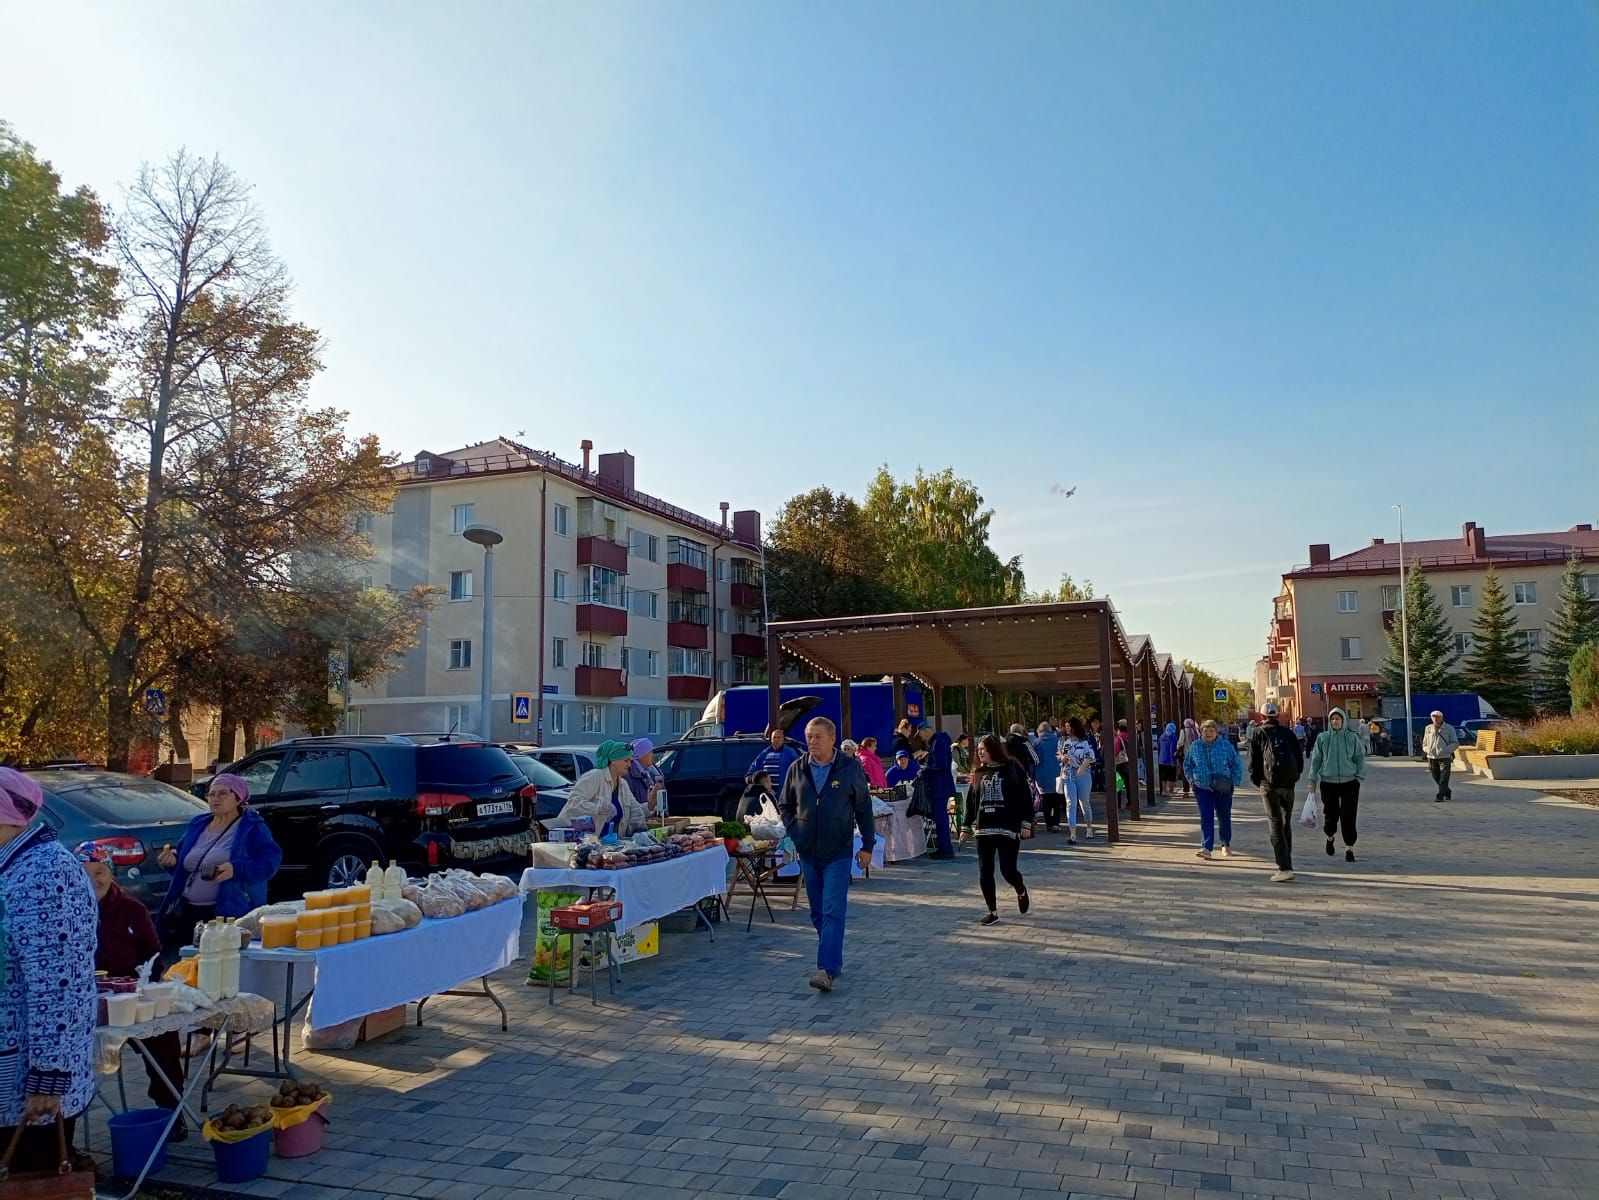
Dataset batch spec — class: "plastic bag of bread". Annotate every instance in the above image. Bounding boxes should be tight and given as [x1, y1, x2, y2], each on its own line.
[473, 873, 518, 904]
[441, 870, 493, 910]
[370, 898, 422, 935]
[237, 902, 304, 940]
[411, 881, 465, 920]
[401, 882, 425, 905]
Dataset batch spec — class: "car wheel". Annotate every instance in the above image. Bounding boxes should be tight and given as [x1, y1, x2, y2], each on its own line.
[317, 834, 384, 890]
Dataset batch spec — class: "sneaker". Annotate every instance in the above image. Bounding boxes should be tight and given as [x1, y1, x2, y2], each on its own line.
[1017, 889, 1031, 915]
[1270, 870, 1295, 883]
[1086, 827, 1095, 840]
[808, 969, 835, 992]
[1326, 838, 1335, 856]
[1219, 845, 1231, 858]
[1345, 849, 1355, 863]
[980, 912, 1000, 926]
[1435, 796, 1445, 803]
[1196, 849, 1211, 859]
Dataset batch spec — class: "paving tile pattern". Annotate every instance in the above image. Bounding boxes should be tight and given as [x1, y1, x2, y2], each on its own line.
[108, 761, 1598, 1198]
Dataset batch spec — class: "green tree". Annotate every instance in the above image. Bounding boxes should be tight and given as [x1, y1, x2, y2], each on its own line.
[1537, 553, 1599, 713]
[1463, 567, 1532, 717]
[1025, 574, 1095, 603]
[764, 487, 905, 620]
[1380, 559, 1463, 694]
[1182, 660, 1252, 723]
[1569, 643, 1599, 715]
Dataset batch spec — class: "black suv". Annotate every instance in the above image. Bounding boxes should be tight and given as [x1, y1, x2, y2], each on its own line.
[198, 735, 534, 892]
[654, 698, 821, 819]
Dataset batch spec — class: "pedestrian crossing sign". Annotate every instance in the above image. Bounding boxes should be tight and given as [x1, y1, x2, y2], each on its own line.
[1213, 687, 1228, 703]
[512, 693, 534, 723]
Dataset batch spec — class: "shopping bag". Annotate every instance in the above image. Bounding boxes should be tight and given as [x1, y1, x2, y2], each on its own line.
[1299, 791, 1320, 829]
[0, 1119, 97, 1198]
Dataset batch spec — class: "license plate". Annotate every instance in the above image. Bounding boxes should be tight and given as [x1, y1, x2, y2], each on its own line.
[477, 800, 514, 817]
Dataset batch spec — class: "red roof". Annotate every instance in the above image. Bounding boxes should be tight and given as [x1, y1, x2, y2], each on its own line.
[1287, 525, 1598, 579]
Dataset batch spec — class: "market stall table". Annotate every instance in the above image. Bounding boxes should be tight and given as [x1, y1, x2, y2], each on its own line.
[521, 844, 730, 937]
[883, 797, 928, 862]
[238, 897, 523, 1078]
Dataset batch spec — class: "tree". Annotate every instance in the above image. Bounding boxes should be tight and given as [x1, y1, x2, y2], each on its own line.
[1569, 643, 1599, 715]
[1025, 574, 1095, 603]
[764, 487, 905, 620]
[1463, 567, 1532, 717]
[1380, 559, 1463, 694]
[1182, 660, 1252, 723]
[1538, 553, 1599, 714]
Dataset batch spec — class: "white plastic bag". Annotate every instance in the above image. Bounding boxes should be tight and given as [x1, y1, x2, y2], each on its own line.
[1299, 791, 1320, 829]
[749, 797, 786, 842]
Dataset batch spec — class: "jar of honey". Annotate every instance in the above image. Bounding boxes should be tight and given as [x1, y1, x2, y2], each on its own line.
[354, 919, 372, 940]
[260, 916, 297, 949]
[295, 928, 322, 951]
[304, 891, 335, 911]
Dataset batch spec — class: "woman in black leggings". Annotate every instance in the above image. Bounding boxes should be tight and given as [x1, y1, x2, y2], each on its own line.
[965, 734, 1034, 925]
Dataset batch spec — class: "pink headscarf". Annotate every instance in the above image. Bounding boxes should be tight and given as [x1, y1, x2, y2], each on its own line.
[0, 767, 44, 826]
[207, 772, 251, 806]
[1184, 718, 1200, 742]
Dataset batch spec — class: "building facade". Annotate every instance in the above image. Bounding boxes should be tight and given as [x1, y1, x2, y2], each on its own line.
[1266, 521, 1599, 722]
[351, 439, 767, 744]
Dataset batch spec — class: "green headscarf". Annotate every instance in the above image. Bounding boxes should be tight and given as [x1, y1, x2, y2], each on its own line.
[595, 739, 633, 768]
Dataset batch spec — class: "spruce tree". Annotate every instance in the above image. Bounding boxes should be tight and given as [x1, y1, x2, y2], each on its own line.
[1463, 567, 1532, 717]
[1380, 559, 1463, 695]
[1538, 552, 1599, 713]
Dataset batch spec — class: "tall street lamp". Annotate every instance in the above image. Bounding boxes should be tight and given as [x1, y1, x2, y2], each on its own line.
[1392, 504, 1414, 755]
[462, 524, 504, 738]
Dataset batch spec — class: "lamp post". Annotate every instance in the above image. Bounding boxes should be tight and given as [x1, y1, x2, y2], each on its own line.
[1393, 504, 1414, 755]
[463, 524, 504, 739]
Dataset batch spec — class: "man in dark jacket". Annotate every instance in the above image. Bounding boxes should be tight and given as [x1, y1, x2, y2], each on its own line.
[778, 716, 876, 993]
[1248, 702, 1304, 883]
[747, 727, 801, 789]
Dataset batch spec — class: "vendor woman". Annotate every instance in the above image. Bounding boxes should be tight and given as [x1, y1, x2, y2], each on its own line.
[556, 741, 651, 837]
[81, 848, 187, 1136]
[155, 772, 282, 936]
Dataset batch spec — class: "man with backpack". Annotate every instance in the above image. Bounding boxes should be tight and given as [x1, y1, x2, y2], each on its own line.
[1248, 702, 1304, 882]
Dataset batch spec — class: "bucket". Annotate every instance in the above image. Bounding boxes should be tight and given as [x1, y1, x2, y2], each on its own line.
[274, 1105, 330, 1158]
[108, 1107, 173, 1178]
[211, 1126, 272, 1184]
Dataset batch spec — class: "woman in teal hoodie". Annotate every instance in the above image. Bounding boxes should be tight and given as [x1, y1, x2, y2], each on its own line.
[1308, 707, 1366, 862]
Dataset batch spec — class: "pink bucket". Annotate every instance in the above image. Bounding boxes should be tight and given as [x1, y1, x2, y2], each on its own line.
[273, 1102, 331, 1158]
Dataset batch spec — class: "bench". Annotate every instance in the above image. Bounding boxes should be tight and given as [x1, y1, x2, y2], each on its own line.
[1458, 729, 1507, 774]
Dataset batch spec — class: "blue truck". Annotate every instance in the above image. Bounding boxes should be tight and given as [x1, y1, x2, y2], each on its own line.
[1379, 692, 1502, 754]
[689, 682, 926, 748]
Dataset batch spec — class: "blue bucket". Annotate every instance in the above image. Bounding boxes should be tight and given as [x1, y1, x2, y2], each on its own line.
[108, 1107, 173, 1178]
[211, 1126, 272, 1184]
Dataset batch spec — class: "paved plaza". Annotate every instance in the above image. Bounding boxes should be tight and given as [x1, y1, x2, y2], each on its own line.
[125, 760, 1598, 1199]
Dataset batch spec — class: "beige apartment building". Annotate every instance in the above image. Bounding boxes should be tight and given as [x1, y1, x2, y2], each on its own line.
[350, 439, 767, 744]
[1264, 521, 1599, 722]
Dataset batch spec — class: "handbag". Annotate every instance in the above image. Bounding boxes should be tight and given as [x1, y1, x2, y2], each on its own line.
[1202, 744, 1235, 798]
[0, 1119, 97, 1199]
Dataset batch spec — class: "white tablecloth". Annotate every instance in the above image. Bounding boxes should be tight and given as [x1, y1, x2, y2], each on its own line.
[884, 799, 927, 862]
[521, 845, 730, 933]
[95, 992, 276, 1069]
[240, 898, 523, 1029]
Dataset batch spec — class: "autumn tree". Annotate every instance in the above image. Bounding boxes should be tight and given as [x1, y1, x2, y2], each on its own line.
[1026, 574, 1095, 603]
[764, 486, 906, 620]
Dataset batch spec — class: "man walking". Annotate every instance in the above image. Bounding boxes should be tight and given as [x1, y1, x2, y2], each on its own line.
[1421, 711, 1459, 803]
[1248, 702, 1304, 882]
[778, 716, 877, 993]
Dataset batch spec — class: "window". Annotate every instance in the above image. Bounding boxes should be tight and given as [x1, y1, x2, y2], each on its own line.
[449, 570, 473, 602]
[1339, 637, 1362, 660]
[629, 530, 660, 562]
[581, 703, 603, 734]
[668, 537, 708, 571]
[552, 503, 570, 536]
[630, 589, 659, 619]
[551, 637, 567, 669]
[670, 743, 724, 775]
[669, 647, 712, 676]
[346, 708, 365, 735]
[673, 708, 692, 734]
[1513, 581, 1537, 605]
[718, 660, 733, 687]
[1380, 585, 1400, 609]
[622, 647, 657, 677]
[1449, 585, 1471, 608]
[548, 704, 565, 735]
[355, 514, 374, 535]
[648, 708, 662, 735]
[1454, 632, 1474, 655]
[350, 751, 383, 788]
[1336, 591, 1359, 614]
[234, 752, 287, 798]
[445, 703, 471, 732]
[451, 503, 475, 534]
[717, 609, 731, 633]
[584, 565, 626, 608]
[1584, 574, 1599, 601]
[448, 639, 472, 670]
[731, 558, 761, 587]
[582, 641, 606, 668]
[1515, 629, 1543, 653]
[619, 707, 634, 735]
[716, 558, 729, 583]
[645, 649, 659, 677]
[552, 570, 568, 601]
[356, 574, 374, 590]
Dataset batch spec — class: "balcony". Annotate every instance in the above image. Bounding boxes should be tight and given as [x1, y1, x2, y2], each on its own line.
[576, 604, 628, 637]
[1275, 615, 1294, 641]
[668, 620, 709, 650]
[577, 535, 628, 574]
[667, 675, 712, 702]
[731, 632, 764, 659]
[576, 665, 627, 698]
[729, 581, 761, 610]
[667, 561, 707, 592]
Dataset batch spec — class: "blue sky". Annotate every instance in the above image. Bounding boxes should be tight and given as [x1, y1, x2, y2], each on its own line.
[6, 1, 1596, 679]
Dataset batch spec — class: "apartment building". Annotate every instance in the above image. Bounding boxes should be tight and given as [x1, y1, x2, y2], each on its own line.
[1264, 521, 1599, 721]
[350, 438, 768, 744]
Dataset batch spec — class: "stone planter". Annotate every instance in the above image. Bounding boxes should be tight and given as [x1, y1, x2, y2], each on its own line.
[1480, 752, 1599, 781]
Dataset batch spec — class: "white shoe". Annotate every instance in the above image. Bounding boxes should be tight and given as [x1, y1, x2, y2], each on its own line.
[1219, 845, 1231, 858]
[1195, 849, 1211, 860]
[1270, 870, 1295, 883]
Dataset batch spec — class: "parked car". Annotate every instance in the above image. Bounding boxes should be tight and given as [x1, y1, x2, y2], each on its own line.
[503, 751, 573, 820]
[1458, 718, 1513, 746]
[527, 745, 603, 783]
[653, 698, 822, 819]
[26, 767, 206, 912]
[196, 734, 535, 892]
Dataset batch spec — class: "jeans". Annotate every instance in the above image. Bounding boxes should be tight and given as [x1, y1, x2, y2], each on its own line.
[800, 853, 853, 976]
[1193, 787, 1234, 852]
[976, 835, 1025, 911]
[1319, 779, 1360, 845]
[1065, 770, 1093, 833]
[1261, 786, 1295, 870]
[1428, 758, 1452, 800]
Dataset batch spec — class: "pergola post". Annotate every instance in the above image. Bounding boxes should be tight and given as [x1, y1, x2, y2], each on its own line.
[964, 684, 975, 738]
[1140, 655, 1157, 810]
[1096, 607, 1120, 845]
[891, 675, 906, 728]
[839, 675, 853, 742]
[765, 631, 782, 732]
[1122, 652, 1140, 819]
[931, 680, 944, 732]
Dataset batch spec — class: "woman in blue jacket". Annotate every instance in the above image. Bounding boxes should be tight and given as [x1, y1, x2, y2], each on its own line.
[156, 772, 282, 934]
[1182, 721, 1244, 860]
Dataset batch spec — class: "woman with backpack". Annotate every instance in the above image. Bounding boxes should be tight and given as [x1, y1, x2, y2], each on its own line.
[964, 734, 1033, 925]
[1182, 720, 1244, 860]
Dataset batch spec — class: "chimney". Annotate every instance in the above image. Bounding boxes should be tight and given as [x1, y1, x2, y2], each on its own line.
[1308, 543, 1331, 567]
[1466, 522, 1486, 558]
[719, 501, 729, 529]
[580, 439, 593, 473]
[1573, 523, 1594, 532]
[597, 450, 635, 492]
[1371, 537, 1385, 546]
[732, 509, 761, 545]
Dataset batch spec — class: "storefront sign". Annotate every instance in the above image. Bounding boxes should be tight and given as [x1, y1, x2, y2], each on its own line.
[1324, 682, 1379, 693]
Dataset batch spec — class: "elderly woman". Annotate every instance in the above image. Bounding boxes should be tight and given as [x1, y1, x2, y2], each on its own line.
[624, 738, 665, 818]
[1182, 720, 1244, 860]
[156, 772, 282, 936]
[0, 767, 97, 1171]
[856, 737, 889, 790]
[555, 741, 649, 838]
[82, 848, 186, 1135]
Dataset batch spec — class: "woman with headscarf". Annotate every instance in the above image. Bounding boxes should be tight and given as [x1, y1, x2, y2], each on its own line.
[555, 741, 649, 838]
[0, 767, 97, 1170]
[156, 772, 282, 936]
[624, 738, 665, 818]
[1158, 722, 1180, 797]
[1175, 718, 1201, 797]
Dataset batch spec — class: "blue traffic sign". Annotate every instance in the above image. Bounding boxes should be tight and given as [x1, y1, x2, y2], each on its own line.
[1213, 687, 1229, 703]
[144, 688, 166, 716]
[541, 684, 559, 694]
[511, 693, 534, 723]
[1310, 683, 1324, 695]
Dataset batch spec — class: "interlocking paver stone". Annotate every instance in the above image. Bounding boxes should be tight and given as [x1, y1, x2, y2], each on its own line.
[93, 761, 1598, 1198]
